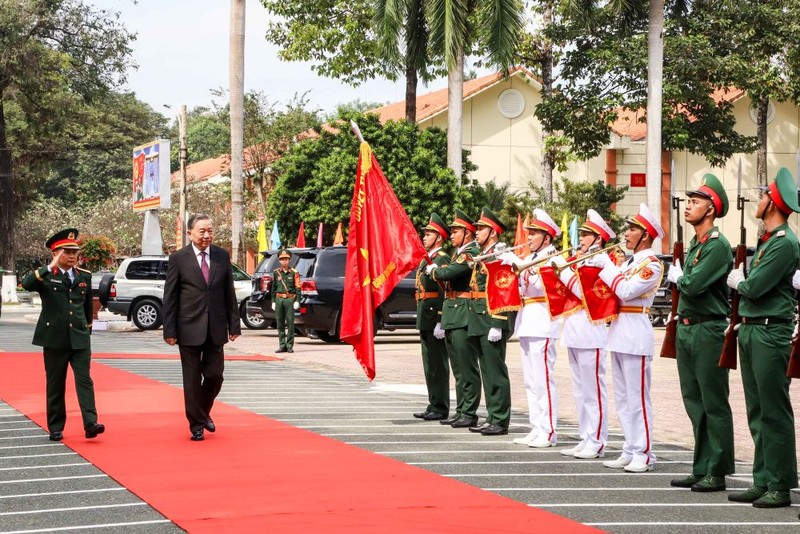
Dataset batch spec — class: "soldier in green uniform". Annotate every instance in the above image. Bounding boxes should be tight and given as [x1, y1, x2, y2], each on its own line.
[21, 229, 105, 442]
[271, 249, 301, 353]
[466, 207, 513, 436]
[412, 213, 451, 421]
[428, 209, 482, 428]
[726, 168, 800, 508]
[667, 174, 734, 492]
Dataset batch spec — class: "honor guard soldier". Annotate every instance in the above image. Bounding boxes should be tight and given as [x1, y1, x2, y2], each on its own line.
[726, 168, 800, 508]
[413, 213, 451, 421]
[21, 229, 105, 442]
[585, 203, 663, 473]
[465, 207, 514, 435]
[427, 209, 482, 429]
[271, 249, 301, 353]
[667, 174, 735, 492]
[556, 209, 615, 459]
[500, 208, 566, 447]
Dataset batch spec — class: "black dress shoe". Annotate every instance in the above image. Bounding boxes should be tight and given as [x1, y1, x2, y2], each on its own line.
[468, 422, 492, 433]
[191, 429, 205, 441]
[413, 410, 431, 419]
[205, 418, 216, 432]
[451, 416, 479, 428]
[84, 422, 105, 439]
[275, 347, 287, 353]
[440, 414, 461, 425]
[480, 424, 508, 436]
[49, 431, 63, 442]
[423, 411, 448, 421]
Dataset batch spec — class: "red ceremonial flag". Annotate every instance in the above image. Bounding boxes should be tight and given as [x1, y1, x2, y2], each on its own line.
[333, 222, 344, 245]
[295, 221, 306, 248]
[540, 265, 581, 318]
[341, 141, 427, 380]
[576, 265, 619, 322]
[316, 222, 324, 248]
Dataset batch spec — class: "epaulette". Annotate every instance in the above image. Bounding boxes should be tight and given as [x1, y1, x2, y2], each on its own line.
[76, 267, 91, 274]
[777, 230, 786, 237]
[709, 232, 719, 239]
[437, 250, 448, 257]
[290, 267, 299, 273]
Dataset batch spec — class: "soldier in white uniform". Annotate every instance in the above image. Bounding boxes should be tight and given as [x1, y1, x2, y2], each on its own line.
[585, 203, 663, 473]
[500, 209, 566, 448]
[557, 209, 615, 459]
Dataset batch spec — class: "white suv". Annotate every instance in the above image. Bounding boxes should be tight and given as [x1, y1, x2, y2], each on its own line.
[100, 256, 264, 331]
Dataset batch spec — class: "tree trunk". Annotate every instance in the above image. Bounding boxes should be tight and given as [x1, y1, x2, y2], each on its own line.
[229, 0, 246, 265]
[646, 0, 664, 251]
[756, 98, 768, 187]
[540, 0, 554, 202]
[0, 93, 16, 274]
[404, 61, 417, 123]
[447, 47, 464, 181]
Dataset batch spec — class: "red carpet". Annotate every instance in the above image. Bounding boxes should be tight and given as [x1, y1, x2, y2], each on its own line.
[0, 352, 597, 533]
[92, 352, 280, 361]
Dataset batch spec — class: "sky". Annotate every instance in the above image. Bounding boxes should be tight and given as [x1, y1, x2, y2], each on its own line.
[89, 0, 451, 117]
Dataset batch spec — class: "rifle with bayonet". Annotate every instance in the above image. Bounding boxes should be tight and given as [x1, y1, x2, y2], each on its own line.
[786, 153, 800, 379]
[719, 159, 746, 370]
[660, 187, 683, 359]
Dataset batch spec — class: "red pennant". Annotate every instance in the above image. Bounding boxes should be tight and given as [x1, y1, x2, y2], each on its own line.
[540, 266, 581, 318]
[295, 221, 306, 248]
[483, 261, 522, 315]
[576, 265, 619, 322]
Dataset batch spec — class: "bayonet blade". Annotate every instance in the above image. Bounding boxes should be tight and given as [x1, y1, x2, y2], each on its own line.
[737, 158, 742, 200]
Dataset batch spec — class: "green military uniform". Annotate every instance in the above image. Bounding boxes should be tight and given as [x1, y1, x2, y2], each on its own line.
[733, 168, 799, 505]
[431, 210, 482, 425]
[674, 174, 735, 488]
[271, 250, 301, 352]
[20, 229, 99, 437]
[468, 208, 513, 433]
[415, 213, 452, 418]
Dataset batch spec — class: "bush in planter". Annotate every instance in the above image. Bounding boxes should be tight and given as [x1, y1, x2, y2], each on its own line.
[79, 236, 117, 272]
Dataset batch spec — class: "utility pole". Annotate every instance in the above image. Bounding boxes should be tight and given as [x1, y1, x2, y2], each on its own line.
[179, 104, 188, 247]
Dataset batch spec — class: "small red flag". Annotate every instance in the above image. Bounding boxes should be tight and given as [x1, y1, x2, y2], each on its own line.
[316, 222, 324, 248]
[576, 265, 619, 322]
[333, 222, 344, 245]
[295, 221, 306, 248]
[540, 265, 582, 318]
[515, 213, 531, 258]
[341, 142, 427, 380]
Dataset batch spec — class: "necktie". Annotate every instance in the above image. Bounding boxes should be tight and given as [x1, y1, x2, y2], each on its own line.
[66, 270, 74, 284]
[200, 251, 210, 284]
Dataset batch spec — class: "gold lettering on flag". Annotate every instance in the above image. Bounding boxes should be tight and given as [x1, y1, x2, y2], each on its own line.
[371, 262, 396, 291]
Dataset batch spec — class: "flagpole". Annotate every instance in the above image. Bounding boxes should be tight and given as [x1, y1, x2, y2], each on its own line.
[350, 120, 365, 143]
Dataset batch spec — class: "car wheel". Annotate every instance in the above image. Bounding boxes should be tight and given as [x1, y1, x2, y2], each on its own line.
[131, 299, 163, 330]
[315, 330, 341, 343]
[240, 302, 267, 330]
[97, 274, 115, 306]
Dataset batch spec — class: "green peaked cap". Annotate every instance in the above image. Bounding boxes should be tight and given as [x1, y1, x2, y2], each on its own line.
[770, 167, 800, 214]
[450, 208, 477, 232]
[476, 206, 508, 234]
[688, 173, 729, 217]
[424, 212, 449, 239]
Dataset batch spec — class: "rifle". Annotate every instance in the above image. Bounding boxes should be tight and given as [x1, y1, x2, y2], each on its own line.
[787, 152, 800, 378]
[719, 159, 746, 370]
[660, 194, 683, 359]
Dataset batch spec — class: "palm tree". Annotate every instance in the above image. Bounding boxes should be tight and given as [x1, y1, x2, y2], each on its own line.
[425, 0, 523, 180]
[230, 0, 246, 265]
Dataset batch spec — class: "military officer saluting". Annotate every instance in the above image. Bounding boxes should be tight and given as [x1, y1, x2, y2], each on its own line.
[271, 249, 301, 353]
[726, 168, 799, 508]
[428, 209, 482, 429]
[667, 174, 735, 492]
[21, 229, 105, 442]
[413, 213, 451, 421]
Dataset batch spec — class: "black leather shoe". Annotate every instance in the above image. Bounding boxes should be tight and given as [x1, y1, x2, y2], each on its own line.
[205, 419, 216, 432]
[423, 411, 448, 421]
[413, 410, 431, 419]
[480, 424, 509, 436]
[440, 414, 461, 425]
[191, 429, 205, 441]
[49, 431, 63, 442]
[287, 348, 294, 353]
[84, 423, 105, 439]
[275, 347, 287, 353]
[670, 474, 703, 488]
[469, 422, 492, 433]
[451, 416, 479, 428]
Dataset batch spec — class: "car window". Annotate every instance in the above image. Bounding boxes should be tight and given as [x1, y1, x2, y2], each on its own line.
[126, 260, 164, 280]
[314, 251, 347, 278]
[231, 263, 250, 281]
[295, 257, 317, 277]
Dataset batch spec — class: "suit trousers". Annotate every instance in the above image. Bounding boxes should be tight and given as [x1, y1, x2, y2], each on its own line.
[567, 346, 608, 454]
[42, 347, 97, 432]
[610, 351, 655, 466]
[445, 327, 481, 418]
[179, 337, 225, 432]
[738, 323, 798, 490]
[519, 336, 558, 443]
[419, 330, 450, 414]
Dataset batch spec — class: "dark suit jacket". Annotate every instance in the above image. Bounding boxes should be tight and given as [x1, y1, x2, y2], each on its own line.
[163, 244, 241, 346]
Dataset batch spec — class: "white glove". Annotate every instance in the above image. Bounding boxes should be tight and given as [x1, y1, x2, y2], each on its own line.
[488, 327, 502, 342]
[792, 270, 800, 290]
[494, 242, 508, 254]
[724, 322, 741, 335]
[433, 322, 445, 339]
[293, 301, 300, 310]
[726, 266, 745, 290]
[425, 263, 437, 275]
[498, 251, 522, 267]
[666, 312, 679, 324]
[667, 259, 683, 284]
[584, 252, 612, 269]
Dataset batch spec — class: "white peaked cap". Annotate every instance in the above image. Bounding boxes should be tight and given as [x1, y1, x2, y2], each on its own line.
[627, 203, 665, 239]
[581, 209, 616, 241]
[525, 208, 561, 237]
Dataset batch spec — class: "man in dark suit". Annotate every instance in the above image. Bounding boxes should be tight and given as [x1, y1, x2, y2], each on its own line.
[163, 214, 241, 441]
[21, 228, 105, 442]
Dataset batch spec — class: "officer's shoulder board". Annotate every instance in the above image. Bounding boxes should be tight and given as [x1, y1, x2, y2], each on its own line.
[709, 231, 719, 239]
[76, 267, 91, 274]
[777, 230, 786, 238]
[290, 267, 299, 273]
[436, 250, 448, 258]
